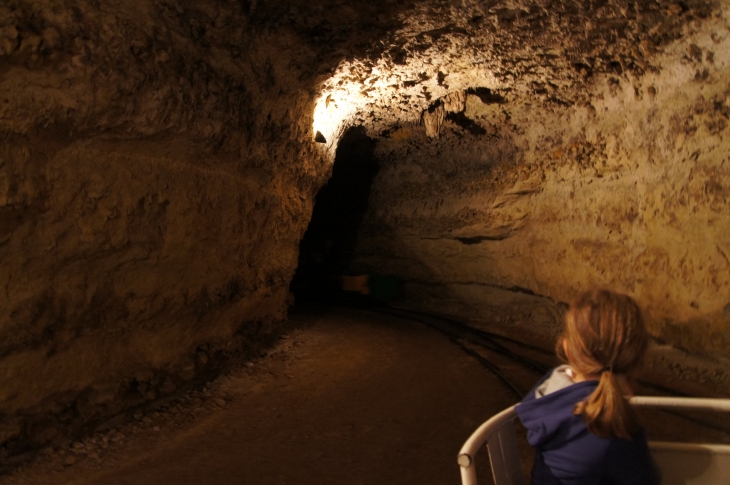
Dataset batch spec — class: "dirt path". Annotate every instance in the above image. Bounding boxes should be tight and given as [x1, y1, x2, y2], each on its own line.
[6, 308, 526, 485]
[8, 306, 729, 485]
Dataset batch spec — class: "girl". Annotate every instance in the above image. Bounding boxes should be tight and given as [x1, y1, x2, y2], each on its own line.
[515, 289, 661, 485]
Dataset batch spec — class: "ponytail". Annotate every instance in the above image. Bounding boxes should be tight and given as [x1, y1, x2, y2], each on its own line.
[573, 370, 639, 439]
[563, 289, 649, 440]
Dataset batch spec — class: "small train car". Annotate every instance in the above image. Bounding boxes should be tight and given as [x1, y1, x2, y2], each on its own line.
[341, 274, 401, 302]
[458, 397, 730, 485]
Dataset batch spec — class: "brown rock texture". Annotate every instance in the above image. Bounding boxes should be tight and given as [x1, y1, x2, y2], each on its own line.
[1, 0, 729, 460]
[0, 0, 349, 452]
[354, 3, 730, 358]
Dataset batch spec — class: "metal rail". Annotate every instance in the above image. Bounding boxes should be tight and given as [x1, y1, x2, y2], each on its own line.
[372, 308, 526, 397]
[458, 405, 520, 485]
[366, 306, 730, 434]
[630, 396, 730, 412]
[370, 307, 551, 398]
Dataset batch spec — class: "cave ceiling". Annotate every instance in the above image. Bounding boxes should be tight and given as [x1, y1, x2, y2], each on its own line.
[264, 0, 713, 148]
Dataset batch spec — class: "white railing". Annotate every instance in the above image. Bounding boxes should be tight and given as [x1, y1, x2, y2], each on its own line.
[458, 397, 730, 485]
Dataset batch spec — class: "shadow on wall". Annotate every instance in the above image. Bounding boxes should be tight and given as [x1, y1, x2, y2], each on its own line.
[290, 126, 379, 303]
[352, 220, 566, 340]
[345, 106, 567, 338]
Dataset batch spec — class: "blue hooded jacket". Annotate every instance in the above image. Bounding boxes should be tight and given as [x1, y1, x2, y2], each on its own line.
[515, 368, 660, 485]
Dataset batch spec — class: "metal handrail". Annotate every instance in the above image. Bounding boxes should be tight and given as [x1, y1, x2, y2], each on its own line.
[458, 405, 518, 465]
[458, 406, 518, 485]
[629, 396, 730, 411]
[458, 397, 730, 485]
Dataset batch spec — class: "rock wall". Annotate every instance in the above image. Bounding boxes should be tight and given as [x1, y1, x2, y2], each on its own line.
[354, 9, 730, 357]
[0, 0, 346, 452]
[1, 0, 728, 459]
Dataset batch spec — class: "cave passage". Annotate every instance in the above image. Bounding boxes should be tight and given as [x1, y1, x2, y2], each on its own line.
[290, 126, 379, 303]
[4, 0, 730, 478]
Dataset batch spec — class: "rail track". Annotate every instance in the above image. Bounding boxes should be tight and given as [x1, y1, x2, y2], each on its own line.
[371, 306, 549, 399]
[364, 304, 730, 440]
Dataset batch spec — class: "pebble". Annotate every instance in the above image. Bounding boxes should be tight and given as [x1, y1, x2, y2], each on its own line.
[215, 398, 227, 407]
[153, 426, 160, 432]
[63, 456, 77, 466]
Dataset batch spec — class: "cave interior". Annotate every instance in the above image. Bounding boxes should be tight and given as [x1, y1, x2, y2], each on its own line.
[0, 0, 729, 476]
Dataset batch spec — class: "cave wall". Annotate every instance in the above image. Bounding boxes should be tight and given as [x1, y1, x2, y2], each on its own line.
[0, 0, 342, 448]
[1, 0, 728, 456]
[354, 10, 730, 357]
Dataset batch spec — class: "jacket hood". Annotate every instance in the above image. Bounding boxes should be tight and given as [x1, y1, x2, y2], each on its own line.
[516, 379, 598, 449]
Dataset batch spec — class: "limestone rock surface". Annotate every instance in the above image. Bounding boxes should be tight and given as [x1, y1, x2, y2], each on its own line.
[355, 5, 730, 357]
[1, 0, 729, 460]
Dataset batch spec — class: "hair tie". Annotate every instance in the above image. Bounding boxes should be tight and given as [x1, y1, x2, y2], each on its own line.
[599, 366, 613, 374]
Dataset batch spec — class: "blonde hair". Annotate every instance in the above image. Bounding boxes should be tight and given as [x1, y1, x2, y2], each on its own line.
[558, 289, 649, 439]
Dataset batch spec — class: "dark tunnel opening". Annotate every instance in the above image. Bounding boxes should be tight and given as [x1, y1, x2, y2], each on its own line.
[290, 126, 379, 304]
